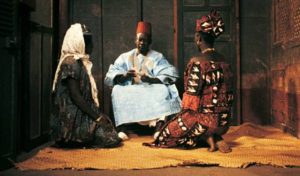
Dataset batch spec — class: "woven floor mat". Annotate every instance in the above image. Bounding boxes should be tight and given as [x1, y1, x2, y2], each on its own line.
[17, 123, 300, 170]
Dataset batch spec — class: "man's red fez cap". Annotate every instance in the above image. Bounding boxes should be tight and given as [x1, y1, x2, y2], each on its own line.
[136, 21, 152, 35]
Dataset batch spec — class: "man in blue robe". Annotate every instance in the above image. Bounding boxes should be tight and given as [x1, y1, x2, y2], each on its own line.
[104, 21, 181, 140]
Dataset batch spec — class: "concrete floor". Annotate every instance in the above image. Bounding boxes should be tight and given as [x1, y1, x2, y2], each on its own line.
[1, 165, 300, 176]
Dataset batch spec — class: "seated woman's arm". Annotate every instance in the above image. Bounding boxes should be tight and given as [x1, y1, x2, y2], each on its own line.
[66, 77, 98, 121]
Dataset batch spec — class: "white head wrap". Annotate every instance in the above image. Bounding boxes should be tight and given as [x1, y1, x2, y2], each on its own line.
[52, 23, 99, 107]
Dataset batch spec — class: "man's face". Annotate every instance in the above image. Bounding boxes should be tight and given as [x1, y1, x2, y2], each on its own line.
[135, 33, 151, 55]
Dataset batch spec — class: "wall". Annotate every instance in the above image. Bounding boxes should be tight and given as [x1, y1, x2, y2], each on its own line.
[0, 0, 18, 169]
[240, 0, 272, 125]
[271, 1, 300, 138]
[1, 0, 57, 169]
[143, 0, 174, 64]
[19, 0, 56, 150]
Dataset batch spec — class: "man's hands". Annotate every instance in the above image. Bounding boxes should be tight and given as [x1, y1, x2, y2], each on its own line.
[114, 70, 137, 84]
[114, 69, 162, 84]
[140, 74, 152, 83]
[126, 69, 137, 78]
[141, 74, 162, 84]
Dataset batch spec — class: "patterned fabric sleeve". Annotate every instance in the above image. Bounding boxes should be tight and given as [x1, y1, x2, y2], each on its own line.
[181, 59, 204, 111]
[60, 57, 81, 81]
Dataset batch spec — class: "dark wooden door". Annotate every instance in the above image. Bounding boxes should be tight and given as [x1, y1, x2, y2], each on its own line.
[20, 0, 57, 150]
[174, 0, 240, 124]
[0, 0, 18, 169]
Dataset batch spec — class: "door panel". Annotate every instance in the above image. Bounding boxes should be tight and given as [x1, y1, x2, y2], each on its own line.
[42, 34, 53, 135]
[29, 32, 42, 139]
[21, 0, 55, 150]
[0, 0, 17, 169]
[143, 0, 174, 64]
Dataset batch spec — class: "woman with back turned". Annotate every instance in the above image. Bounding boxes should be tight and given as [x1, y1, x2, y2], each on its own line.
[145, 10, 233, 153]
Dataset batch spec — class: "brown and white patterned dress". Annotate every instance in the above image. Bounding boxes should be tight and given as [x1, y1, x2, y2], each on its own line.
[145, 57, 234, 148]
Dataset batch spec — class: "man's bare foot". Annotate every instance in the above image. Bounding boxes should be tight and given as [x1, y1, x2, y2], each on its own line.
[206, 136, 217, 152]
[216, 140, 232, 153]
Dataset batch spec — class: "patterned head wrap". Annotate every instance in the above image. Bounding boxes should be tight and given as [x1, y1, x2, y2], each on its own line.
[195, 10, 225, 38]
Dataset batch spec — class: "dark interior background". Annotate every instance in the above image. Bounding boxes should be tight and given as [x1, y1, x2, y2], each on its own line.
[2, 0, 300, 170]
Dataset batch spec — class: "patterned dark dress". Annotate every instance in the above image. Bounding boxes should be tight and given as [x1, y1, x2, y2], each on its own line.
[147, 57, 234, 148]
[50, 57, 119, 147]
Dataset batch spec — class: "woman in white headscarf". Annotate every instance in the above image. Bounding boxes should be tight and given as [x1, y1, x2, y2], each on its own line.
[50, 23, 121, 148]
